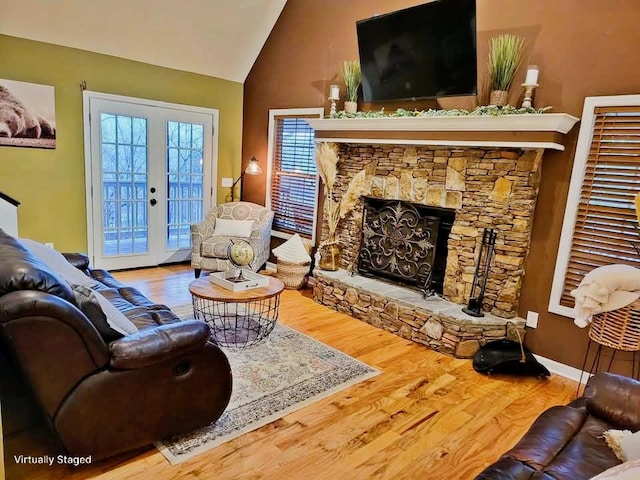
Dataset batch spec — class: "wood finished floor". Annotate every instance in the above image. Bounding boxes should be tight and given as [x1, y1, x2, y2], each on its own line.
[5, 264, 578, 480]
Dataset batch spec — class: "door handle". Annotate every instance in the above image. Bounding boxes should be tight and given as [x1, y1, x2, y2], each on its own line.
[150, 198, 157, 206]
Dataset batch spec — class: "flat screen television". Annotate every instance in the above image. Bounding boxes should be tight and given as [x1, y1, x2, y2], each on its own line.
[356, 0, 477, 102]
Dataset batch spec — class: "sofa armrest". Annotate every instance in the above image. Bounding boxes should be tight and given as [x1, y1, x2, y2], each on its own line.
[584, 372, 640, 430]
[0, 290, 109, 416]
[109, 320, 210, 369]
[54, 343, 231, 459]
[191, 221, 216, 263]
[250, 224, 270, 241]
[62, 252, 90, 272]
[191, 220, 216, 240]
[249, 220, 272, 265]
[474, 457, 540, 480]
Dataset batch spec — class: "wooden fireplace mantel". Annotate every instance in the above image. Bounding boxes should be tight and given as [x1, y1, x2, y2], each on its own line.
[306, 113, 580, 151]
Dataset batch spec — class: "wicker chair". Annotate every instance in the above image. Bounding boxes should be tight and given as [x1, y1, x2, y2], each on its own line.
[190, 202, 274, 278]
[577, 299, 640, 395]
[588, 299, 640, 351]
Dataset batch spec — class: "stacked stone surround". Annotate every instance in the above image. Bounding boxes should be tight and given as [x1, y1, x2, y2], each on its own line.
[313, 269, 526, 358]
[324, 144, 543, 318]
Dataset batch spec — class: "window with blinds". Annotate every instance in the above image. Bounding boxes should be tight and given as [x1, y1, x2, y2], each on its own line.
[550, 97, 640, 316]
[267, 109, 322, 240]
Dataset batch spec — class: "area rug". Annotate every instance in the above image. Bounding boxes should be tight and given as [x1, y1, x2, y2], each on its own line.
[155, 303, 380, 465]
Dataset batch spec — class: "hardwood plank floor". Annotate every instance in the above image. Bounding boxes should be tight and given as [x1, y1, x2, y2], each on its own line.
[4, 265, 577, 479]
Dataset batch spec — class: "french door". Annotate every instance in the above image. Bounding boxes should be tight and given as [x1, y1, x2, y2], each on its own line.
[84, 93, 218, 270]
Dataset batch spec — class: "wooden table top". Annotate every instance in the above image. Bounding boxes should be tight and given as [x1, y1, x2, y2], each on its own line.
[189, 275, 285, 302]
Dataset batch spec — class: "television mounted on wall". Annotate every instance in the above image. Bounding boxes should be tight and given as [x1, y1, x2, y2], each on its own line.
[356, 0, 477, 102]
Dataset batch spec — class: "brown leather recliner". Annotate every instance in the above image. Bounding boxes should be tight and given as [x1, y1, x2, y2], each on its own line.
[0, 230, 232, 460]
[475, 372, 640, 479]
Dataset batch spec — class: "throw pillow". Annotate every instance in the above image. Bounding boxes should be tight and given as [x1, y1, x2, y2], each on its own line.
[604, 429, 640, 462]
[589, 459, 640, 479]
[272, 233, 311, 264]
[212, 218, 254, 238]
[19, 238, 99, 288]
[71, 284, 138, 338]
[71, 285, 124, 343]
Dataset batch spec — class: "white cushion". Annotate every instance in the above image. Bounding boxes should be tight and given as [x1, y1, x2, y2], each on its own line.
[272, 233, 311, 263]
[590, 459, 640, 479]
[19, 238, 99, 288]
[213, 218, 253, 238]
[71, 284, 138, 338]
[19, 238, 138, 336]
[604, 429, 640, 462]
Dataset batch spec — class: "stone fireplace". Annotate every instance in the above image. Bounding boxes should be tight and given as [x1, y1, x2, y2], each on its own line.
[306, 114, 579, 357]
[330, 143, 545, 317]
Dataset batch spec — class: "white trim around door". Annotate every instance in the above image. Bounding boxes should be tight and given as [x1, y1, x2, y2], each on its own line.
[83, 91, 219, 269]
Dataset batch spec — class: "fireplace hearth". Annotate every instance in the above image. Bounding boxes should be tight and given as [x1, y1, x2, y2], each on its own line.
[358, 197, 455, 294]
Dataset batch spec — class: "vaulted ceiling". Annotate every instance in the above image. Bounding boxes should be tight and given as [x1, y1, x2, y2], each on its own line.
[0, 0, 287, 83]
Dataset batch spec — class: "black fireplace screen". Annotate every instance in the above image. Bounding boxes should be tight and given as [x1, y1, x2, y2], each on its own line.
[358, 198, 439, 290]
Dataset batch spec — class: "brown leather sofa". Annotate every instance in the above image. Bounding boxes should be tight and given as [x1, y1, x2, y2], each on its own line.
[475, 372, 640, 479]
[0, 230, 232, 460]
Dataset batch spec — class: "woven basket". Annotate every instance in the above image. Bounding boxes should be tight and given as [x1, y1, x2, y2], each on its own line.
[588, 299, 640, 351]
[276, 260, 310, 289]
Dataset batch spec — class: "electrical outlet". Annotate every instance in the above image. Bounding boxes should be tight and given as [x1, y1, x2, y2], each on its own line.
[221, 177, 234, 188]
[526, 311, 539, 328]
[44, 242, 54, 249]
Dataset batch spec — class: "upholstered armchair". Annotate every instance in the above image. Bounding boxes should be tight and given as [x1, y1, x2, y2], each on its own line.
[191, 202, 274, 278]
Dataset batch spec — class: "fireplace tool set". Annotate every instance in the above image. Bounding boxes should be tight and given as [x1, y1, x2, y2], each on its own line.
[462, 228, 497, 318]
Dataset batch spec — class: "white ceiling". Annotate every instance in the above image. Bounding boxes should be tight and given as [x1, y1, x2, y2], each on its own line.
[0, 0, 287, 83]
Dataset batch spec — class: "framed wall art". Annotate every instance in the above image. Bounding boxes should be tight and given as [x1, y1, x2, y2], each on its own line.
[0, 78, 56, 149]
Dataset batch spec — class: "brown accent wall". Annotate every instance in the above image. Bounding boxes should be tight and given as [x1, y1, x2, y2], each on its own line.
[242, 0, 640, 371]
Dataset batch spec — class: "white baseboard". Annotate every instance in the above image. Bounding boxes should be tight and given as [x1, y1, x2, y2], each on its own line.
[534, 354, 589, 384]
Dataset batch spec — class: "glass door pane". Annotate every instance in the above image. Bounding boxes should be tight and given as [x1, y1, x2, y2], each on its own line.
[100, 113, 148, 256]
[166, 121, 205, 250]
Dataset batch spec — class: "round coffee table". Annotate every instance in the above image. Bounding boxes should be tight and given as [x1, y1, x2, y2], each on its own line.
[189, 276, 285, 348]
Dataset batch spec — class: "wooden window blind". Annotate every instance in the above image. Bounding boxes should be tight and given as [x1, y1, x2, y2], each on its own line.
[270, 116, 318, 238]
[560, 105, 640, 307]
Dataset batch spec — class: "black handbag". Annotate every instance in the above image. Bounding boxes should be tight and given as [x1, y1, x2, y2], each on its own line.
[472, 323, 550, 378]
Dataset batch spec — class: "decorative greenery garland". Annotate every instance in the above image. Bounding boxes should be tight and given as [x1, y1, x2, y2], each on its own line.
[329, 105, 552, 119]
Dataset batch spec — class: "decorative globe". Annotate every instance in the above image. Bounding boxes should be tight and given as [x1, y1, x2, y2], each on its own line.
[228, 239, 254, 269]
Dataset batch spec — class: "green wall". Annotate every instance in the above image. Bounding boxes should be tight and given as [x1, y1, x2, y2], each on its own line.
[0, 34, 243, 252]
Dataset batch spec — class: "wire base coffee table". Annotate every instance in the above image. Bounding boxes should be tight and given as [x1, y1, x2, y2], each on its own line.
[189, 276, 285, 348]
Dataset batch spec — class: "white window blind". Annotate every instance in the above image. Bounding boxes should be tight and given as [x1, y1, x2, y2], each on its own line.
[550, 96, 640, 317]
[267, 108, 322, 242]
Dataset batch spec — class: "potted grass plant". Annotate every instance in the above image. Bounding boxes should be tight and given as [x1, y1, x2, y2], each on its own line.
[487, 34, 525, 106]
[342, 60, 361, 113]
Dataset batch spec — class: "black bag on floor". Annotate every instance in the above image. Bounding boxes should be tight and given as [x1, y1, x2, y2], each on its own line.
[472, 324, 550, 378]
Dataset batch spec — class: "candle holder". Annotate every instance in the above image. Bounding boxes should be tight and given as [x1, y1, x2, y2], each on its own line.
[521, 83, 539, 109]
[521, 65, 539, 109]
[328, 84, 340, 116]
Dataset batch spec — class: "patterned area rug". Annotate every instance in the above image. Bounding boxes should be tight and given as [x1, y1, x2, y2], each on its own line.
[156, 304, 380, 465]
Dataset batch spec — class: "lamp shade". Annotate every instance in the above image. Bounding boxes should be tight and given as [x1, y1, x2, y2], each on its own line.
[245, 156, 262, 175]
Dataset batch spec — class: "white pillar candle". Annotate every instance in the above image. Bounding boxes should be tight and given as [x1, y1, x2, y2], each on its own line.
[329, 84, 340, 100]
[525, 65, 539, 85]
